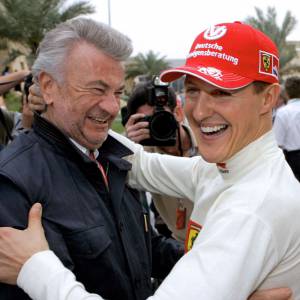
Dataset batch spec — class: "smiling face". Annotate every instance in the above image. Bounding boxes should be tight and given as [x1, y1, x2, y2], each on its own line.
[40, 41, 125, 150]
[184, 76, 277, 163]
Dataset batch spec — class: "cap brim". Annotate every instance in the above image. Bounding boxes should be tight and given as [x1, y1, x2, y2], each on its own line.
[160, 65, 253, 90]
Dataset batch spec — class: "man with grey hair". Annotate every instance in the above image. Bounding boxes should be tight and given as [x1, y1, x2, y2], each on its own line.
[0, 18, 182, 300]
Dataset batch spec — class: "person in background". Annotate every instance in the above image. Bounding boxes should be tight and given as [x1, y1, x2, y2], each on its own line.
[273, 76, 300, 181]
[123, 80, 196, 242]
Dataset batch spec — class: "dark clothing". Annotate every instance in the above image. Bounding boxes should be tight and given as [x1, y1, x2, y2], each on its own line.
[0, 108, 14, 146]
[0, 108, 24, 149]
[0, 115, 182, 300]
[284, 149, 300, 182]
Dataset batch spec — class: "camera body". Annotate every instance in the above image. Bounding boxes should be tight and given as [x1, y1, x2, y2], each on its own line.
[23, 74, 33, 102]
[138, 77, 178, 147]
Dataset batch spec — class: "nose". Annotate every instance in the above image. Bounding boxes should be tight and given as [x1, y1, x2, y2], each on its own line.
[99, 93, 120, 116]
[192, 91, 215, 122]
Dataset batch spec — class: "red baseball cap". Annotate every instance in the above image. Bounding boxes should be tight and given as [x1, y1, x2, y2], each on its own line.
[160, 21, 279, 89]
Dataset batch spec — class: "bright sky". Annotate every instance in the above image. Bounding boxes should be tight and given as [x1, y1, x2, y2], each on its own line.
[88, 0, 300, 59]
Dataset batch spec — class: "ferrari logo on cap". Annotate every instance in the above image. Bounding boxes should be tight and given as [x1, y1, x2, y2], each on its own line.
[262, 54, 271, 71]
[259, 50, 279, 80]
[203, 25, 227, 40]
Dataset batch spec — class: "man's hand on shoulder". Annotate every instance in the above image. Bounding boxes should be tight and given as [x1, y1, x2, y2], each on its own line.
[0, 203, 49, 284]
[249, 288, 293, 300]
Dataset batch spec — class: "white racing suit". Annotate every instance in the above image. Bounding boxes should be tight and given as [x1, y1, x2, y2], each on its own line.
[18, 130, 300, 300]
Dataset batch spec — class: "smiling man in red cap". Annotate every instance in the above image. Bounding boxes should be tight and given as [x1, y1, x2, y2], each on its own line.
[0, 22, 298, 300]
[158, 21, 281, 166]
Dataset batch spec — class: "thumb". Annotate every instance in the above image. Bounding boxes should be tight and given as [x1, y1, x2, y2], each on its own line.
[27, 203, 43, 230]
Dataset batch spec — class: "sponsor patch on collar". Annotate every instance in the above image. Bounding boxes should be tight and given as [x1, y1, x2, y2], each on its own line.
[216, 162, 229, 174]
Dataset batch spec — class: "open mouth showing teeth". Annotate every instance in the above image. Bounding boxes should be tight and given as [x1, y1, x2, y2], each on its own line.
[89, 116, 107, 124]
[201, 124, 228, 135]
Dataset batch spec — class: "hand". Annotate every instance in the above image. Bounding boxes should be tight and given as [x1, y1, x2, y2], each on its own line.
[0, 95, 6, 109]
[21, 95, 34, 128]
[28, 84, 46, 112]
[125, 113, 150, 143]
[0, 203, 49, 285]
[248, 288, 293, 300]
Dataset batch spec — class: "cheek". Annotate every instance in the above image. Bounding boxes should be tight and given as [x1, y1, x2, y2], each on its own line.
[184, 98, 194, 111]
[184, 102, 196, 119]
[184, 108, 191, 120]
[69, 96, 94, 115]
[60, 102, 88, 129]
[229, 105, 258, 137]
[52, 100, 70, 118]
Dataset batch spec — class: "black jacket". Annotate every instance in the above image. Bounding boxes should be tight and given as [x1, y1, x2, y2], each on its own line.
[0, 115, 183, 300]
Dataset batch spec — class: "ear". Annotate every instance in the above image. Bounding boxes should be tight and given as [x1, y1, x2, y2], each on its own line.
[174, 104, 185, 123]
[260, 84, 280, 115]
[38, 72, 57, 105]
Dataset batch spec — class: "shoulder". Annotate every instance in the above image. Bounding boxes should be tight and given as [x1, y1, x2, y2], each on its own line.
[213, 164, 300, 224]
[282, 100, 300, 113]
[0, 108, 15, 127]
[275, 105, 289, 118]
[108, 129, 144, 154]
[0, 108, 15, 119]
[0, 131, 40, 171]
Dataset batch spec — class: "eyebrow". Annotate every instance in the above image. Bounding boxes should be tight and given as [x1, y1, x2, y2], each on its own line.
[87, 80, 125, 91]
[87, 80, 110, 89]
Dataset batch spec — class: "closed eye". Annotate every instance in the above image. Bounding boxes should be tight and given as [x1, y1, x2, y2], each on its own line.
[93, 88, 105, 94]
[115, 90, 124, 96]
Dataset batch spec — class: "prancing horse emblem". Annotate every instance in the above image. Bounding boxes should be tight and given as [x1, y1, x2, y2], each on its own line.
[262, 54, 271, 71]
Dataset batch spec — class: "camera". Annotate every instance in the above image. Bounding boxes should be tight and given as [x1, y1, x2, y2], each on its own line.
[137, 76, 178, 147]
[23, 73, 33, 102]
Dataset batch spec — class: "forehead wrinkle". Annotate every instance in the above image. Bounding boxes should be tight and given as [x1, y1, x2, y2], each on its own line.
[86, 80, 125, 91]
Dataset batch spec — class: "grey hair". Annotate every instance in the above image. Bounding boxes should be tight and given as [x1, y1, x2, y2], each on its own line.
[32, 17, 133, 85]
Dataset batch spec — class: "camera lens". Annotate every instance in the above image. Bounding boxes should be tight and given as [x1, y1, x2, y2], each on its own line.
[150, 111, 178, 141]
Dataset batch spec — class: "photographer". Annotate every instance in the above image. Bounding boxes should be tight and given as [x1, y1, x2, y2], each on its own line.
[123, 79, 197, 242]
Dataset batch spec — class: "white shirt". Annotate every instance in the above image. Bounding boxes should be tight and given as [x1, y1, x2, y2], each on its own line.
[17, 130, 300, 300]
[70, 138, 99, 158]
[273, 99, 300, 151]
